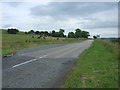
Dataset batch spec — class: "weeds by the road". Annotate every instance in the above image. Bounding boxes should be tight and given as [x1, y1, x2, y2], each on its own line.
[63, 40, 118, 88]
[2, 30, 86, 56]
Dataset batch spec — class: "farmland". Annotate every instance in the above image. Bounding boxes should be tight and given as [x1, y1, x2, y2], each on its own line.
[1, 30, 86, 56]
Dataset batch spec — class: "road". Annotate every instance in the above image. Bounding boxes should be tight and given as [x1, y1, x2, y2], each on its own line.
[3, 40, 93, 88]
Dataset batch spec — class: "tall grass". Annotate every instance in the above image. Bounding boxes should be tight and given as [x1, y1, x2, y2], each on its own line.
[63, 40, 118, 88]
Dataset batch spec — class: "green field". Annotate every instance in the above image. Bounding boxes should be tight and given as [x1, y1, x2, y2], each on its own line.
[63, 39, 119, 88]
[1, 30, 85, 56]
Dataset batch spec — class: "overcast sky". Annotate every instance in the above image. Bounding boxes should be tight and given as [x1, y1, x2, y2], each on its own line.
[1, 1, 118, 38]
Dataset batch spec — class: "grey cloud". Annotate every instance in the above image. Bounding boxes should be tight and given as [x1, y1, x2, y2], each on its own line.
[29, 2, 118, 32]
[30, 2, 117, 18]
[82, 19, 118, 29]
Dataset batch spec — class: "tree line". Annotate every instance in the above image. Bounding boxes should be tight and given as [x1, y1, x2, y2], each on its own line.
[7, 28, 90, 38]
[68, 28, 90, 38]
[25, 29, 66, 37]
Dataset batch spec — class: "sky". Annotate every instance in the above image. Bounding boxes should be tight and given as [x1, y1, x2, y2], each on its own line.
[0, 1, 118, 38]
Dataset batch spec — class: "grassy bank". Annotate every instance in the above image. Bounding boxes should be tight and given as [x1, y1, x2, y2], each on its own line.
[63, 40, 118, 88]
[2, 30, 85, 56]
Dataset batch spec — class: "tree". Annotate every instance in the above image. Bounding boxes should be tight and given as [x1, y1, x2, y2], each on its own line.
[68, 32, 75, 38]
[59, 29, 65, 37]
[64, 35, 66, 37]
[68, 28, 90, 38]
[44, 31, 49, 36]
[75, 28, 82, 38]
[7, 28, 19, 34]
[49, 31, 52, 36]
[39, 31, 44, 36]
[81, 31, 90, 38]
[54, 32, 61, 37]
[25, 32, 28, 34]
[51, 30, 56, 37]
[35, 31, 40, 34]
[93, 35, 97, 39]
[28, 30, 34, 34]
[59, 29, 64, 33]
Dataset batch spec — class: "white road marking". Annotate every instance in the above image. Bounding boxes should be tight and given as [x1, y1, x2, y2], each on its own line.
[12, 55, 47, 68]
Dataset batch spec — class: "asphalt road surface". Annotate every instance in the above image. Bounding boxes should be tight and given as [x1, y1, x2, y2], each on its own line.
[3, 40, 93, 88]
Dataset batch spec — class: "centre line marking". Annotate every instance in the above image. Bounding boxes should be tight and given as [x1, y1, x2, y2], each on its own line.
[12, 55, 47, 68]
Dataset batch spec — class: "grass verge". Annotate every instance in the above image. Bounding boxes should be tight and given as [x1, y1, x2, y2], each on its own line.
[63, 40, 118, 88]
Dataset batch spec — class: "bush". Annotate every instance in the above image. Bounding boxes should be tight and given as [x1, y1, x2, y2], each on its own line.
[7, 28, 19, 34]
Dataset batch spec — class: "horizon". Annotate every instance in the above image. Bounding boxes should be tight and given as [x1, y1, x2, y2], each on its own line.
[1, 28, 119, 38]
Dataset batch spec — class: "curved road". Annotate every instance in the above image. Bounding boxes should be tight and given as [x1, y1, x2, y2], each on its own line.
[3, 40, 93, 88]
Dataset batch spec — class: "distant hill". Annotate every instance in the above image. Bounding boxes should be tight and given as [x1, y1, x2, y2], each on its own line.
[100, 37, 119, 39]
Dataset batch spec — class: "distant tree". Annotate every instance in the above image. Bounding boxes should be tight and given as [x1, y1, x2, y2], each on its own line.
[51, 30, 56, 37]
[25, 32, 28, 34]
[68, 32, 75, 38]
[7, 28, 19, 34]
[68, 28, 90, 38]
[35, 31, 40, 34]
[44, 31, 49, 36]
[81, 31, 90, 38]
[39, 31, 44, 36]
[48, 31, 52, 36]
[64, 35, 67, 37]
[59, 29, 64, 33]
[52, 30, 55, 33]
[93, 35, 97, 39]
[54, 32, 61, 37]
[59, 29, 65, 37]
[75, 28, 82, 38]
[28, 30, 35, 34]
